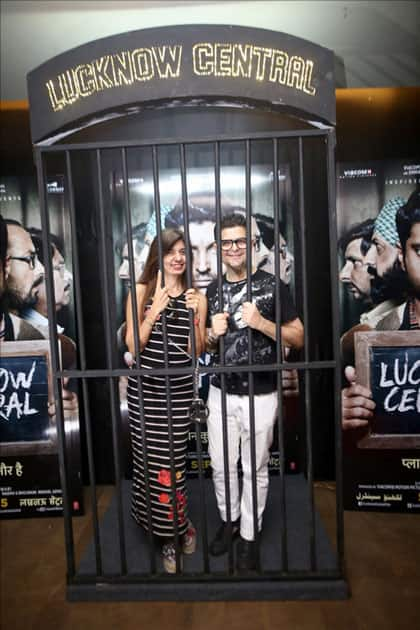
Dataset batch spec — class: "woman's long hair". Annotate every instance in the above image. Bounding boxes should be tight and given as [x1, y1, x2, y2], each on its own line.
[139, 228, 187, 303]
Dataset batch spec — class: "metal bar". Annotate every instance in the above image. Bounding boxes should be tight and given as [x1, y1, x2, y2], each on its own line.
[214, 140, 235, 574]
[57, 359, 338, 379]
[71, 566, 343, 585]
[96, 148, 127, 575]
[151, 145, 181, 573]
[121, 147, 156, 573]
[179, 143, 209, 573]
[298, 137, 316, 571]
[326, 130, 345, 575]
[272, 138, 288, 571]
[37, 129, 330, 153]
[35, 147, 76, 577]
[245, 139, 260, 570]
[65, 150, 103, 576]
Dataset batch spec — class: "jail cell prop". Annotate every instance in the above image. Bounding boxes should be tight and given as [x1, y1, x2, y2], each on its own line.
[33, 125, 346, 601]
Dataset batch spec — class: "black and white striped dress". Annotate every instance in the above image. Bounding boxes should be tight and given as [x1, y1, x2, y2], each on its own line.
[127, 292, 193, 538]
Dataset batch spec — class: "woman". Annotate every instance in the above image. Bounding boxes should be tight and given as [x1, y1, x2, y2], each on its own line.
[125, 228, 207, 573]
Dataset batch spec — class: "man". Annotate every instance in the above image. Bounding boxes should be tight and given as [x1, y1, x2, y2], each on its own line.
[205, 213, 304, 570]
[339, 219, 376, 306]
[377, 190, 420, 331]
[2, 217, 77, 414]
[360, 197, 407, 327]
[340, 197, 408, 367]
[1, 215, 44, 341]
[342, 190, 420, 430]
[5, 220, 45, 317]
[21, 228, 72, 336]
[165, 196, 219, 291]
[254, 213, 295, 285]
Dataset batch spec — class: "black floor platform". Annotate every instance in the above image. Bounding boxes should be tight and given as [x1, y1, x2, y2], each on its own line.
[69, 475, 348, 601]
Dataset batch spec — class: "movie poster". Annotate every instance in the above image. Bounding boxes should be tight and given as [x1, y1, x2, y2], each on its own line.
[0, 177, 83, 518]
[337, 159, 420, 512]
[110, 148, 302, 478]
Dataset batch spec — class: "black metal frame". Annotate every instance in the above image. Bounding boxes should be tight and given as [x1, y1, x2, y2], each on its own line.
[34, 125, 347, 600]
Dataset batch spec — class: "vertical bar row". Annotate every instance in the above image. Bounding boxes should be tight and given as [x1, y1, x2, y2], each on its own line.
[35, 148, 76, 577]
[214, 141, 235, 573]
[96, 149, 127, 575]
[121, 148, 156, 573]
[151, 146, 181, 573]
[272, 138, 288, 571]
[297, 137, 316, 571]
[179, 144, 210, 572]
[65, 151, 103, 576]
[245, 140, 260, 570]
[326, 131, 345, 573]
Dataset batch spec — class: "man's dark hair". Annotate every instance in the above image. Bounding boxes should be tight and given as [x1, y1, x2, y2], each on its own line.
[253, 212, 287, 250]
[216, 212, 247, 240]
[27, 227, 61, 265]
[396, 189, 420, 254]
[115, 222, 148, 256]
[338, 219, 375, 257]
[165, 199, 216, 229]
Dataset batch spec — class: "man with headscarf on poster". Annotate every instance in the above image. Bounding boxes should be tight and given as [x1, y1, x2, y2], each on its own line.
[340, 196, 408, 367]
[341, 190, 419, 431]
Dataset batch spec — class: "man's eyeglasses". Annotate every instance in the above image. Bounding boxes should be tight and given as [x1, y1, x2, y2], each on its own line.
[9, 253, 38, 269]
[220, 238, 248, 251]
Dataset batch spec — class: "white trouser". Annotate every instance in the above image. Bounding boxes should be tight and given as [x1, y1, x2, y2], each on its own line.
[207, 384, 278, 541]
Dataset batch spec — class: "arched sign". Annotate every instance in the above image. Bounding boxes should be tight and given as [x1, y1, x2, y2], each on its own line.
[27, 24, 335, 143]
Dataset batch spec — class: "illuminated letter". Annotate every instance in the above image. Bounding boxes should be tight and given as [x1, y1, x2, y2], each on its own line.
[252, 47, 272, 81]
[132, 48, 155, 81]
[111, 51, 133, 86]
[61, 71, 78, 105]
[269, 50, 288, 84]
[193, 43, 214, 75]
[46, 79, 67, 112]
[74, 64, 96, 97]
[303, 60, 316, 95]
[287, 56, 305, 90]
[214, 44, 232, 77]
[232, 44, 252, 78]
[151, 45, 182, 78]
[93, 56, 114, 90]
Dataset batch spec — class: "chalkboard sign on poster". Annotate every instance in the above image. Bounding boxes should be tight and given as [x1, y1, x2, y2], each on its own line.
[0, 340, 56, 456]
[355, 331, 420, 449]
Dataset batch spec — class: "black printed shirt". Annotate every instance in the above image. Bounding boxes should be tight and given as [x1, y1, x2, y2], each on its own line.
[206, 270, 298, 394]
